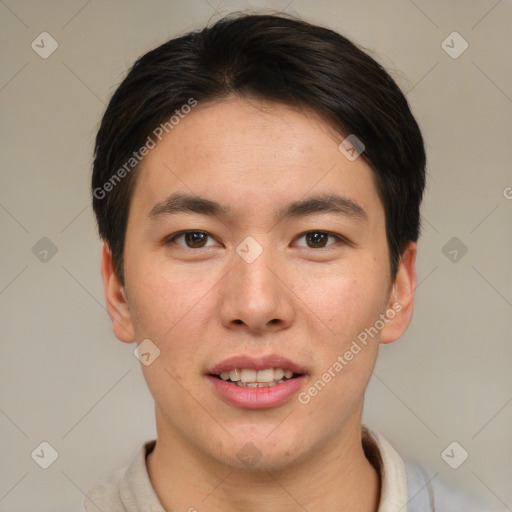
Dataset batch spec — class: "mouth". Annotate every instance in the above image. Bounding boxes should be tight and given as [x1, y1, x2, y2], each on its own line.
[207, 355, 307, 409]
[210, 367, 303, 388]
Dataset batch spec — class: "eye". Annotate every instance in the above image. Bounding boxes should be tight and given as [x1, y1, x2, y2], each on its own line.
[165, 230, 347, 250]
[294, 231, 345, 249]
[166, 231, 218, 249]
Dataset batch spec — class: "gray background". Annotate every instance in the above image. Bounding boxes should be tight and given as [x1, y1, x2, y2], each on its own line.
[1, 0, 511, 510]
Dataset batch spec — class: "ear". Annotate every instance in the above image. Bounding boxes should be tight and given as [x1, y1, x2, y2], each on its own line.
[100, 242, 136, 343]
[380, 241, 417, 345]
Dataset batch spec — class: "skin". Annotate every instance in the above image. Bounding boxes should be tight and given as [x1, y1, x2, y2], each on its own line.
[101, 96, 417, 512]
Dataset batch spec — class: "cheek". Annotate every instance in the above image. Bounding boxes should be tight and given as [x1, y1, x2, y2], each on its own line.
[297, 261, 389, 340]
[299, 262, 388, 414]
[129, 267, 209, 412]
[126, 258, 212, 342]
[296, 273, 384, 430]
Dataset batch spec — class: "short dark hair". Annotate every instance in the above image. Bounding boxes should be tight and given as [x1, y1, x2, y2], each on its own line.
[92, 13, 426, 284]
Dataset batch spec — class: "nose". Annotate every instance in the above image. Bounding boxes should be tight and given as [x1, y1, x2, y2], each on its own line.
[219, 242, 295, 335]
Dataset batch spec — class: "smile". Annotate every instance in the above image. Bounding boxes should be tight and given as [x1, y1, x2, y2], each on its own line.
[213, 367, 301, 388]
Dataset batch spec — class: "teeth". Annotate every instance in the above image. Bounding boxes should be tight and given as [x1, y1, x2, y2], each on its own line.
[256, 368, 274, 382]
[217, 367, 299, 386]
[237, 381, 278, 387]
[274, 368, 284, 380]
[240, 369, 257, 383]
[229, 369, 241, 382]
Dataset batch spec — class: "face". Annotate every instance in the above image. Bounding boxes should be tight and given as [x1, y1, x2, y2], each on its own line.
[103, 96, 416, 472]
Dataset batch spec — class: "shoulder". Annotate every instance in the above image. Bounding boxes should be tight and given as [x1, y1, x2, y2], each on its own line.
[363, 427, 493, 512]
[405, 460, 482, 511]
[83, 440, 158, 512]
[83, 464, 127, 512]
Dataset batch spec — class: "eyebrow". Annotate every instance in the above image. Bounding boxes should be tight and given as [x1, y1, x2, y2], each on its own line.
[148, 192, 367, 223]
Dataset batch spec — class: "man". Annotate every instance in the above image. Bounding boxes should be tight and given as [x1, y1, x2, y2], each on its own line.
[87, 13, 484, 511]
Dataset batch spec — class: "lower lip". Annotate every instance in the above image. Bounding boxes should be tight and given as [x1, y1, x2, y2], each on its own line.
[207, 375, 307, 410]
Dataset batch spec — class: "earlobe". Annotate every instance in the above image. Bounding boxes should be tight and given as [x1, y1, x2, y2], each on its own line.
[100, 242, 136, 343]
[380, 242, 417, 345]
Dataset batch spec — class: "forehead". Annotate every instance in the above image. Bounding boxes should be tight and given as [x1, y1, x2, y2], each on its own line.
[159, 97, 343, 167]
[129, 97, 383, 224]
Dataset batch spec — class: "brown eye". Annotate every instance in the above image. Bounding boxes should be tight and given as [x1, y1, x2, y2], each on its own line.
[167, 231, 216, 248]
[184, 232, 208, 248]
[295, 231, 341, 249]
[306, 232, 329, 248]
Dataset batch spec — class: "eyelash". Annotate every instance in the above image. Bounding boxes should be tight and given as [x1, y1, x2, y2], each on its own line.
[164, 230, 350, 250]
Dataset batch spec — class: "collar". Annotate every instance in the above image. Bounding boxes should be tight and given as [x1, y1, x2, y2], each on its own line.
[362, 426, 409, 511]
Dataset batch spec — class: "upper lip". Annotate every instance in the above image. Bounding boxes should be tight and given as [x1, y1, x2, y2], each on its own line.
[208, 354, 307, 375]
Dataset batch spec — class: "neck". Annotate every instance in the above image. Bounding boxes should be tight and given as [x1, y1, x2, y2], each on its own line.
[147, 410, 380, 512]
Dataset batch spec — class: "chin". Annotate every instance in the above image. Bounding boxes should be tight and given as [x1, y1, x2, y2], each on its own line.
[209, 429, 309, 473]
